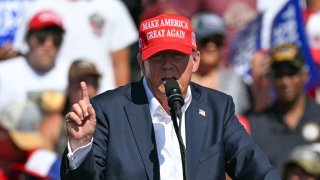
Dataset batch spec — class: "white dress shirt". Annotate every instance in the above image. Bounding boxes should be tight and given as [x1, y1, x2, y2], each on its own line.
[143, 78, 192, 180]
[67, 77, 192, 180]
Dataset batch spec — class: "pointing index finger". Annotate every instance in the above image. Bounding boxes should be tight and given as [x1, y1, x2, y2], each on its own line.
[81, 81, 90, 104]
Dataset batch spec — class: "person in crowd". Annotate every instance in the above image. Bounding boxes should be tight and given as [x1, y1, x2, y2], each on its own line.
[282, 143, 320, 180]
[303, 0, 320, 23]
[10, 149, 62, 180]
[140, 0, 257, 52]
[304, 4, 320, 103]
[249, 43, 320, 174]
[13, 0, 138, 93]
[63, 59, 101, 115]
[250, 49, 274, 113]
[39, 59, 101, 155]
[119, 0, 144, 83]
[0, 10, 67, 111]
[0, 99, 45, 178]
[191, 12, 251, 115]
[61, 14, 280, 180]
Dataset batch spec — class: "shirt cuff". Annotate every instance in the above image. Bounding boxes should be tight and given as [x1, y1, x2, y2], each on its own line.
[67, 137, 93, 170]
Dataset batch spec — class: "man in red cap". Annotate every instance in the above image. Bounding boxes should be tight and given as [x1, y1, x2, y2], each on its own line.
[61, 14, 280, 180]
[0, 10, 66, 112]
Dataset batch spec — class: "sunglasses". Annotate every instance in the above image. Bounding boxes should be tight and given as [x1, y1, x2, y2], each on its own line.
[31, 29, 63, 47]
[197, 35, 224, 49]
[272, 65, 300, 79]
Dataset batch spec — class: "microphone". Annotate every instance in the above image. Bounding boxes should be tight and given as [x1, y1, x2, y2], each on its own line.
[164, 78, 188, 180]
[165, 78, 184, 120]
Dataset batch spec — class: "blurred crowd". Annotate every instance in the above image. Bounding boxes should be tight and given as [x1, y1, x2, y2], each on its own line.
[0, 0, 320, 179]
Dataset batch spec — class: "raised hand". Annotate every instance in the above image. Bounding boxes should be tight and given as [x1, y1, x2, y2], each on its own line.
[0, 43, 21, 60]
[251, 50, 271, 79]
[65, 81, 97, 151]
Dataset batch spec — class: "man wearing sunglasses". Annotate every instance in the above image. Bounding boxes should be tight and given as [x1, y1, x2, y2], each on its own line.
[249, 43, 320, 176]
[0, 10, 66, 111]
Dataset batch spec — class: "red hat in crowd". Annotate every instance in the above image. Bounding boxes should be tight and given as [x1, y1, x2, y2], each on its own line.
[28, 10, 64, 31]
[306, 12, 320, 65]
[139, 14, 197, 60]
[10, 149, 61, 180]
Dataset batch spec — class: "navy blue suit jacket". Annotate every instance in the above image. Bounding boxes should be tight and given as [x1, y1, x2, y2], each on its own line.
[61, 80, 280, 180]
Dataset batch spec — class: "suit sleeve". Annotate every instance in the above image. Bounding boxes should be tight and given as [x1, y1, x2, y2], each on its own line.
[61, 99, 109, 180]
[223, 96, 280, 180]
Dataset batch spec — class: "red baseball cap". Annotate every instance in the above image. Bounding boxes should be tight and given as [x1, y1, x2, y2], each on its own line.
[139, 14, 197, 61]
[28, 10, 64, 31]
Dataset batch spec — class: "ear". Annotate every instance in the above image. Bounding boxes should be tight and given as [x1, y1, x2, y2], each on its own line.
[137, 52, 145, 74]
[192, 50, 200, 73]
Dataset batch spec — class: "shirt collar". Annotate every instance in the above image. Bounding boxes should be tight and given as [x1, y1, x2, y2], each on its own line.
[143, 77, 192, 117]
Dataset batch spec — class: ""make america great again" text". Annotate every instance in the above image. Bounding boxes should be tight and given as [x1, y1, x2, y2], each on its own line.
[142, 18, 189, 31]
[142, 18, 189, 40]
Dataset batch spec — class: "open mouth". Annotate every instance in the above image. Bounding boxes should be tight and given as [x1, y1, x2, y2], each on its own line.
[161, 77, 177, 84]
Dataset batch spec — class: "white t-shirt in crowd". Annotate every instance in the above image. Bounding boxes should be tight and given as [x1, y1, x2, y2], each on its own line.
[0, 56, 68, 111]
[14, 0, 138, 92]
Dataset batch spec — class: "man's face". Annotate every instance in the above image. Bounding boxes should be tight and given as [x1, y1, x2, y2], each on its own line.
[199, 41, 220, 67]
[68, 76, 99, 105]
[273, 65, 306, 103]
[140, 50, 200, 98]
[27, 28, 63, 72]
[284, 164, 317, 180]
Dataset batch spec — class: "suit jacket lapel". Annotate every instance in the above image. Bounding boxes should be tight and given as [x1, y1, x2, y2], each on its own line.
[124, 80, 160, 180]
[185, 84, 208, 180]
[123, 81, 208, 180]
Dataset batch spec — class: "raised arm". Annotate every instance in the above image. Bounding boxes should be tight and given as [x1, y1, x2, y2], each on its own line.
[65, 81, 97, 151]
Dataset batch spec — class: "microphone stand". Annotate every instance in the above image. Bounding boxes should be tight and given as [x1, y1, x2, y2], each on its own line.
[170, 108, 188, 180]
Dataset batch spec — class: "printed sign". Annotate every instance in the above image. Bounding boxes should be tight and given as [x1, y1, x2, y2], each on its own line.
[0, 0, 36, 46]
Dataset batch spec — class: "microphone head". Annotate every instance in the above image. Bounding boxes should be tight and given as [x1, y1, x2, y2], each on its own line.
[164, 78, 184, 107]
[165, 78, 181, 97]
